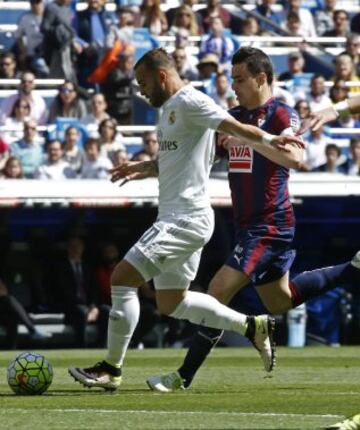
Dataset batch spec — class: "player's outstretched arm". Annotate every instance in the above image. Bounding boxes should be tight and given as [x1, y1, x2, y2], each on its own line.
[217, 117, 304, 169]
[299, 95, 360, 134]
[110, 160, 159, 185]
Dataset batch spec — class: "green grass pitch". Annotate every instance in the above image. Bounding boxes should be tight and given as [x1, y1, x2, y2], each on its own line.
[0, 347, 359, 429]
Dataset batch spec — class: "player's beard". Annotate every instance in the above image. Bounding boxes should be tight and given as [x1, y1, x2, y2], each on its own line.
[149, 80, 168, 108]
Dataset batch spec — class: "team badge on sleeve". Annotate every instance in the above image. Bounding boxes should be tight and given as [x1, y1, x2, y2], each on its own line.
[290, 112, 300, 133]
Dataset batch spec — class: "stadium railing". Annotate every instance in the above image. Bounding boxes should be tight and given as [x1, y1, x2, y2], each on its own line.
[0, 174, 359, 209]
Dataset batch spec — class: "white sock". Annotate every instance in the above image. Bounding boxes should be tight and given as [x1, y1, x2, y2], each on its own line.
[105, 286, 140, 368]
[170, 291, 248, 335]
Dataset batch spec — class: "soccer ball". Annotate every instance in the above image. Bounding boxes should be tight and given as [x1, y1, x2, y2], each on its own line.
[7, 352, 53, 395]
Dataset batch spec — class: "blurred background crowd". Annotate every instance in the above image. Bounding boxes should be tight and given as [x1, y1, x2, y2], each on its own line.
[0, 0, 359, 350]
[0, 0, 359, 178]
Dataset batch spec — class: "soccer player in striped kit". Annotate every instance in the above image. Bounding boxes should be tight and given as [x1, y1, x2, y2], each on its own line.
[68, 47, 305, 390]
[146, 47, 360, 392]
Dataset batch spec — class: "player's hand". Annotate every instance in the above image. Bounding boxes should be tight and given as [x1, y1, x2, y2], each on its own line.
[110, 161, 150, 184]
[298, 106, 339, 134]
[87, 306, 99, 322]
[217, 134, 239, 150]
[270, 135, 305, 152]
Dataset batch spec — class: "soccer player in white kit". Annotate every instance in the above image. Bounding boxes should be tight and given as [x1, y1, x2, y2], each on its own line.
[68, 48, 304, 390]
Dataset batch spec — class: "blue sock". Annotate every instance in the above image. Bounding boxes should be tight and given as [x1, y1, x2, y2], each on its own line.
[178, 326, 223, 388]
[290, 262, 359, 306]
[177, 285, 267, 387]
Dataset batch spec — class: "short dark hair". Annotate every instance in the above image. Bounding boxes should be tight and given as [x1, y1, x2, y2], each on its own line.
[116, 5, 134, 15]
[45, 139, 63, 150]
[350, 138, 360, 147]
[333, 9, 349, 20]
[287, 11, 300, 22]
[134, 48, 176, 73]
[325, 143, 341, 157]
[231, 47, 274, 85]
[84, 138, 100, 150]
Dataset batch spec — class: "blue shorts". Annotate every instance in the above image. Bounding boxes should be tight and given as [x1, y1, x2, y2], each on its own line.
[225, 226, 296, 285]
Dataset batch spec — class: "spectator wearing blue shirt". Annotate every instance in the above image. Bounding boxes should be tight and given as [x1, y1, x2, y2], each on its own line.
[10, 120, 44, 178]
[255, 0, 282, 34]
[74, 0, 116, 88]
[199, 16, 236, 71]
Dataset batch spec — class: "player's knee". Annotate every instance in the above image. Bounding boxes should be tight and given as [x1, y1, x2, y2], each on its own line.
[263, 297, 292, 315]
[207, 279, 224, 299]
[208, 279, 234, 304]
[110, 259, 144, 286]
[156, 300, 178, 316]
[156, 291, 185, 316]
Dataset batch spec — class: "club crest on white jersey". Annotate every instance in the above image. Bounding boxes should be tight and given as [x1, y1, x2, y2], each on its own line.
[168, 110, 176, 124]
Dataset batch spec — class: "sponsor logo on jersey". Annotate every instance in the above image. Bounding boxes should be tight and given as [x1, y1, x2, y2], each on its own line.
[228, 144, 253, 173]
[168, 110, 176, 124]
[159, 140, 178, 151]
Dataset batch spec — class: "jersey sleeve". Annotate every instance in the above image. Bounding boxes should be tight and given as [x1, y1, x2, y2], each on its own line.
[181, 91, 231, 131]
[272, 105, 300, 136]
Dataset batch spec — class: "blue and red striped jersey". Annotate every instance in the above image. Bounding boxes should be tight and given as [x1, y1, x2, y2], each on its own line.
[223, 97, 300, 234]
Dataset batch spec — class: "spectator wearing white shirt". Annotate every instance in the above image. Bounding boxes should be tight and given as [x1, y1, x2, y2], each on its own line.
[283, 11, 305, 38]
[81, 93, 110, 128]
[174, 28, 199, 70]
[1, 97, 32, 144]
[63, 126, 84, 174]
[314, 0, 336, 37]
[113, 148, 129, 167]
[172, 48, 199, 82]
[308, 74, 332, 113]
[0, 72, 47, 125]
[283, 0, 317, 38]
[300, 126, 333, 171]
[35, 139, 76, 179]
[98, 118, 124, 163]
[106, 6, 135, 48]
[208, 72, 236, 110]
[80, 138, 113, 179]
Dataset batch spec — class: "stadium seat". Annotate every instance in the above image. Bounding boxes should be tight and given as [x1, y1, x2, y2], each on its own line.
[0, 8, 27, 25]
[47, 118, 89, 148]
[132, 28, 160, 63]
[0, 29, 16, 51]
[132, 94, 158, 126]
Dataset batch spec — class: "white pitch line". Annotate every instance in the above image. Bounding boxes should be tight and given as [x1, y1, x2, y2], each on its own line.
[0, 409, 343, 419]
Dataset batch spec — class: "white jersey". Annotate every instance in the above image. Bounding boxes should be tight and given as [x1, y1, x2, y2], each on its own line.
[157, 84, 230, 217]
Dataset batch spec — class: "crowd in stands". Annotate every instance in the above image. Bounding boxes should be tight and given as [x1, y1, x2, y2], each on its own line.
[0, 0, 359, 176]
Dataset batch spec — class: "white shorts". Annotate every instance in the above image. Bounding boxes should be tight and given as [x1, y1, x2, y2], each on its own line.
[125, 209, 214, 290]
